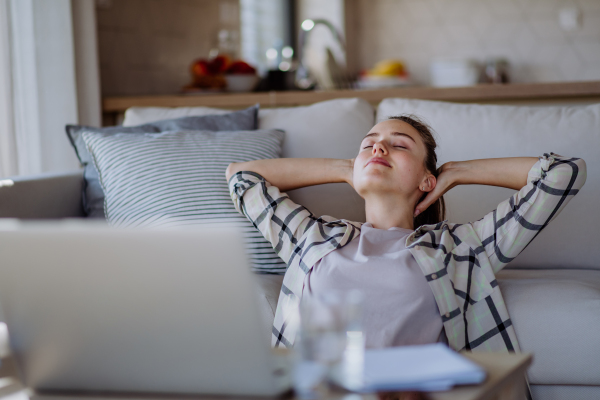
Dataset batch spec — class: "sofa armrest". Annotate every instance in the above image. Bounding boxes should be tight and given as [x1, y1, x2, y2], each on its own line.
[0, 171, 85, 219]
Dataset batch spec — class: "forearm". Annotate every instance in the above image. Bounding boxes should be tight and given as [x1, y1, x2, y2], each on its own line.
[226, 158, 353, 192]
[446, 157, 539, 190]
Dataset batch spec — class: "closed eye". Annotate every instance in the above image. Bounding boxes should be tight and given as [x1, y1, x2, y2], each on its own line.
[362, 145, 373, 149]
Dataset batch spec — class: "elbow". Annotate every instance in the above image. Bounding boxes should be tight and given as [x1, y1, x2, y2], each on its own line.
[225, 163, 239, 183]
[226, 161, 257, 182]
[576, 157, 587, 189]
[576, 157, 587, 173]
[550, 156, 587, 192]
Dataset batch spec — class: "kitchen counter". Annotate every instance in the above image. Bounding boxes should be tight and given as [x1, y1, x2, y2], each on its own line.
[102, 81, 600, 124]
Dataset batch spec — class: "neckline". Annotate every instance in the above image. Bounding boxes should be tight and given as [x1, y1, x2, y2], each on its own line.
[362, 222, 414, 235]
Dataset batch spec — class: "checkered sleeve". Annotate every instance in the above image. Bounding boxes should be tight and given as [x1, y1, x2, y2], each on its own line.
[470, 153, 587, 274]
[228, 171, 321, 266]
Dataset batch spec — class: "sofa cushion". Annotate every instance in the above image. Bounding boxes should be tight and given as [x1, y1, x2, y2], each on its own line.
[253, 274, 284, 339]
[124, 99, 375, 222]
[497, 268, 600, 385]
[377, 99, 599, 271]
[123, 106, 234, 126]
[67, 105, 258, 219]
[0, 171, 85, 219]
[259, 99, 373, 221]
[255, 274, 284, 318]
[254, 269, 600, 386]
[81, 129, 288, 274]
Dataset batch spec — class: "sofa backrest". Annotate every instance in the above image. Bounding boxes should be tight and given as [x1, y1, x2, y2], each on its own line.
[124, 98, 599, 271]
[123, 98, 375, 222]
[0, 171, 85, 219]
[258, 99, 373, 222]
[377, 99, 600, 271]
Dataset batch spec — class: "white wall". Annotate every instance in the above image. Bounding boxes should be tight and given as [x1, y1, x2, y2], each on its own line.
[352, 0, 600, 85]
[96, 0, 239, 96]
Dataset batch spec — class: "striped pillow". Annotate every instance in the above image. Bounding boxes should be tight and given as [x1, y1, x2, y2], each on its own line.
[82, 129, 287, 274]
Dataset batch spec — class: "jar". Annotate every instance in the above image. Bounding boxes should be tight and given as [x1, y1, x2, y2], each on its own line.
[483, 58, 510, 84]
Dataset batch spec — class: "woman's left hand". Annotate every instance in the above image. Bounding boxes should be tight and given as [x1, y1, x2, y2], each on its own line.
[414, 157, 539, 217]
[414, 162, 458, 217]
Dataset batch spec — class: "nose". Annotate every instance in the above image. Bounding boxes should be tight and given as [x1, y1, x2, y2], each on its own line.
[372, 141, 387, 155]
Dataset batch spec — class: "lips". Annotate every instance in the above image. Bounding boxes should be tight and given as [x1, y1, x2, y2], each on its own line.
[366, 157, 391, 168]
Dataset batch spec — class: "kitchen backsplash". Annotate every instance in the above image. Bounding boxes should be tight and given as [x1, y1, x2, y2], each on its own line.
[96, 0, 239, 96]
[97, 0, 599, 96]
[352, 0, 600, 85]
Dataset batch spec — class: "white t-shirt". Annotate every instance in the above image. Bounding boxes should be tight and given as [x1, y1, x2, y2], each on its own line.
[303, 222, 446, 349]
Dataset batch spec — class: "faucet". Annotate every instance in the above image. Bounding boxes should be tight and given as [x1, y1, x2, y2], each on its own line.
[296, 18, 352, 90]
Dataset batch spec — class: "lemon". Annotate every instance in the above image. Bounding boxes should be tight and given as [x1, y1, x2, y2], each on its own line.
[369, 60, 406, 76]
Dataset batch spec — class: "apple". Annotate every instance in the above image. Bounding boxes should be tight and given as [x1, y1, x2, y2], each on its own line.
[210, 55, 231, 74]
[190, 55, 231, 78]
[191, 60, 210, 77]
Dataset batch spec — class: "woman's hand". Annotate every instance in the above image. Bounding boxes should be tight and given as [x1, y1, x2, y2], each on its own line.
[414, 162, 458, 217]
[414, 157, 539, 217]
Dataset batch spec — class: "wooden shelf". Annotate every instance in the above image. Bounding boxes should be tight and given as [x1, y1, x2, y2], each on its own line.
[103, 81, 600, 113]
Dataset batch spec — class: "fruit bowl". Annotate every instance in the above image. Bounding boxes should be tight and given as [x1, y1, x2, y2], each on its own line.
[356, 75, 412, 89]
[225, 74, 259, 92]
[187, 56, 258, 92]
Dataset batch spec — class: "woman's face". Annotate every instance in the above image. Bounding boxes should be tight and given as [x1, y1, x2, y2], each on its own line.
[353, 119, 433, 198]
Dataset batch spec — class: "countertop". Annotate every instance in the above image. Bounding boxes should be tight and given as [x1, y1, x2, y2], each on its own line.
[103, 81, 600, 113]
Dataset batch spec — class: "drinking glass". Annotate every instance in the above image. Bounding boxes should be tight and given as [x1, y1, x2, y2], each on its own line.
[293, 290, 365, 399]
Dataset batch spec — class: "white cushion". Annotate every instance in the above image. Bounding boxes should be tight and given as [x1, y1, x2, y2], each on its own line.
[124, 99, 375, 222]
[123, 106, 233, 126]
[258, 99, 373, 221]
[497, 268, 600, 385]
[377, 99, 599, 271]
[81, 129, 287, 274]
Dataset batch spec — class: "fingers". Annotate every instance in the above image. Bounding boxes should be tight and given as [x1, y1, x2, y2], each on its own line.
[414, 168, 456, 217]
[414, 190, 440, 217]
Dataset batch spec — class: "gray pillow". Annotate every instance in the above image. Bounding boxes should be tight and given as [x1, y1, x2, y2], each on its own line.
[66, 105, 258, 218]
[82, 129, 288, 274]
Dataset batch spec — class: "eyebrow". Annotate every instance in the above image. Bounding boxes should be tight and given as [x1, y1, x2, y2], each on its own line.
[363, 131, 416, 143]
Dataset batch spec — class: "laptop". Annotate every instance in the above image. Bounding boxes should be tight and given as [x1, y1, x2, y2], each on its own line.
[0, 220, 290, 396]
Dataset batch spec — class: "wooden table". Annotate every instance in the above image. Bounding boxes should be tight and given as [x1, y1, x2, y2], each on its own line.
[0, 352, 532, 400]
[426, 352, 531, 400]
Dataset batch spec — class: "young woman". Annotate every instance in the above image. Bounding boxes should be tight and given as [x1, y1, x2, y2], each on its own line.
[226, 115, 586, 355]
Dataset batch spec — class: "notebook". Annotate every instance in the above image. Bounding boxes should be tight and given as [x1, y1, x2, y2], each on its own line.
[347, 343, 487, 392]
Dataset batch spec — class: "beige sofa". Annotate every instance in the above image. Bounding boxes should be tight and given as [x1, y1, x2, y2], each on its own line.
[1, 98, 599, 400]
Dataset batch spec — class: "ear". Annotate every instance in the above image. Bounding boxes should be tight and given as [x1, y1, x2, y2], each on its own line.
[420, 174, 437, 192]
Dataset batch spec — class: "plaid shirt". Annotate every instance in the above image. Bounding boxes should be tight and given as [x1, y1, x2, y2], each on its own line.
[229, 153, 585, 393]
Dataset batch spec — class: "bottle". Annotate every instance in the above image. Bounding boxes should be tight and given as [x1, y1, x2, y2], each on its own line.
[483, 58, 510, 84]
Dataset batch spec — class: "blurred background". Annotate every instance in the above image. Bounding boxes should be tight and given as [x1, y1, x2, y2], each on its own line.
[1, 0, 599, 177]
[95, 0, 600, 96]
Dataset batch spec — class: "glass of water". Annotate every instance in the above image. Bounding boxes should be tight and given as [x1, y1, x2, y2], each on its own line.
[293, 290, 365, 399]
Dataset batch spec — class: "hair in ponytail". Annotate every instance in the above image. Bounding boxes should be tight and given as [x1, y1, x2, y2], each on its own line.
[387, 114, 446, 228]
